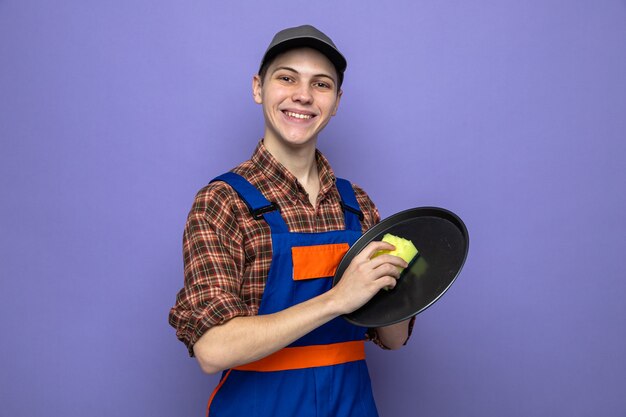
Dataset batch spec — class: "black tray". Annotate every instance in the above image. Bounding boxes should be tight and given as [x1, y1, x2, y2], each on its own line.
[333, 207, 469, 327]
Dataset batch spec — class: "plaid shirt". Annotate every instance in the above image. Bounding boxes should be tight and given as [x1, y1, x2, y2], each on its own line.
[169, 140, 411, 356]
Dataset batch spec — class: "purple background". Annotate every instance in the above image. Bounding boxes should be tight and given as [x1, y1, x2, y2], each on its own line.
[1, 1, 625, 416]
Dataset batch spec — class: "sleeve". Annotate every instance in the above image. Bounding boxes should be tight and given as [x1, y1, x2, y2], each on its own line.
[352, 183, 417, 349]
[168, 183, 256, 356]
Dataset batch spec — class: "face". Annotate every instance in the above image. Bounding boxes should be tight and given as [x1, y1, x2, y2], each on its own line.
[252, 47, 342, 150]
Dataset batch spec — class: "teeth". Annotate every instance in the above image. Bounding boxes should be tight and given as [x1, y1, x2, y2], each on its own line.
[285, 111, 313, 119]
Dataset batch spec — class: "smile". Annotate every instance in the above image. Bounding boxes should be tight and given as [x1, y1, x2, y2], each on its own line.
[283, 111, 314, 120]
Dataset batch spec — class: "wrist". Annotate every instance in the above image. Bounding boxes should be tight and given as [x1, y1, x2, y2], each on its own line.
[320, 286, 349, 317]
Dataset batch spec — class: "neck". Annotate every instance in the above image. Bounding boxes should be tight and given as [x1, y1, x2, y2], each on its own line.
[263, 138, 320, 206]
[264, 137, 317, 177]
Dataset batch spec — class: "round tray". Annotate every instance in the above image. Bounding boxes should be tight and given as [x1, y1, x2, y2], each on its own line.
[333, 207, 469, 327]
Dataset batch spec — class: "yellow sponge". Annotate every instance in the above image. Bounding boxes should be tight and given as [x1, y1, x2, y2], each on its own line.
[373, 233, 419, 272]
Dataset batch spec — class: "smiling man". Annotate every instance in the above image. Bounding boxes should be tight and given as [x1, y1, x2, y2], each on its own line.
[169, 25, 414, 417]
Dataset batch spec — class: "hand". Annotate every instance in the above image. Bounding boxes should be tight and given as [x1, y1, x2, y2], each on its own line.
[330, 241, 408, 315]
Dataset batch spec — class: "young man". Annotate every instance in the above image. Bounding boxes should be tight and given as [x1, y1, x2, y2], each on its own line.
[169, 25, 413, 417]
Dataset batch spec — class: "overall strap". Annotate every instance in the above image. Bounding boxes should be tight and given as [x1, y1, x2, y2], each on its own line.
[335, 178, 364, 232]
[210, 172, 288, 233]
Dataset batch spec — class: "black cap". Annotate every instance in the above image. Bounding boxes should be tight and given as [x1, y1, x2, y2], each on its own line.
[259, 25, 347, 86]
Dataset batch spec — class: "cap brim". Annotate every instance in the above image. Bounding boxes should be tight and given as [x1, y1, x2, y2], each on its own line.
[260, 37, 347, 77]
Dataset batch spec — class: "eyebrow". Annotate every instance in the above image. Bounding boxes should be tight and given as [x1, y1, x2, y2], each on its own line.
[271, 66, 336, 82]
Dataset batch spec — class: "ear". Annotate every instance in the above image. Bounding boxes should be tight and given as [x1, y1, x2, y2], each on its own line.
[331, 89, 343, 116]
[252, 74, 263, 104]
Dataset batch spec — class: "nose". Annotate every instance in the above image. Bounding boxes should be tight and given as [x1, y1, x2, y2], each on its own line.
[292, 83, 313, 104]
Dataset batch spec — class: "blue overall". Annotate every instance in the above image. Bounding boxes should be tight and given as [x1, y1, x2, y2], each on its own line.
[206, 172, 379, 417]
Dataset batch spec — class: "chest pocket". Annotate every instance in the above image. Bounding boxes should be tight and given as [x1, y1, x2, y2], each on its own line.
[291, 243, 350, 280]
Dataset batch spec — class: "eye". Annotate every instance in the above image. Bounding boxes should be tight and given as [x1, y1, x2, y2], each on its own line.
[278, 75, 294, 83]
[313, 80, 334, 90]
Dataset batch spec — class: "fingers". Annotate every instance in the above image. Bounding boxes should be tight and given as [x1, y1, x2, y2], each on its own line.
[356, 241, 395, 260]
[376, 275, 399, 291]
[369, 253, 408, 271]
